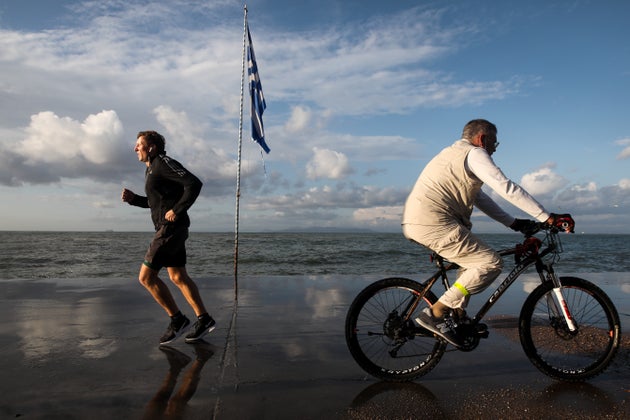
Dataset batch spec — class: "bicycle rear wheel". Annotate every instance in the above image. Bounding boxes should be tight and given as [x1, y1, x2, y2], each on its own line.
[519, 277, 621, 381]
[345, 277, 446, 382]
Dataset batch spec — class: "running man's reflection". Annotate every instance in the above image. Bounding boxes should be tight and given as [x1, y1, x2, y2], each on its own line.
[143, 343, 215, 419]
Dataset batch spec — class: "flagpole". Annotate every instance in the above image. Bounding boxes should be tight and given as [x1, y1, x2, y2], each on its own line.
[234, 5, 248, 297]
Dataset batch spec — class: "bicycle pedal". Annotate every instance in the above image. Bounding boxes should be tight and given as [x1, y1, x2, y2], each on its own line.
[475, 323, 489, 338]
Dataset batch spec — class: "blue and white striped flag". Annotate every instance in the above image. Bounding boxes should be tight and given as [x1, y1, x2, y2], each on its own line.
[247, 23, 270, 154]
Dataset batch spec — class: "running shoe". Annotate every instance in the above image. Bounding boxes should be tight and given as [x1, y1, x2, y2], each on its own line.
[415, 307, 463, 347]
[185, 316, 216, 343]
[159, 315, 191, 345]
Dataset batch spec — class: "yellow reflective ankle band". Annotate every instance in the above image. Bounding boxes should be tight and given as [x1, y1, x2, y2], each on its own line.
[454, 282, 469, 297]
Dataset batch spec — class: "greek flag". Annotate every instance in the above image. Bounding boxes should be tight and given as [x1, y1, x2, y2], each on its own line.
[247, 23, 270, 153]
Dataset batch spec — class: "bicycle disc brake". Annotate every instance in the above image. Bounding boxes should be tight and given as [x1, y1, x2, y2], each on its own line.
[383, 311, 417, 357]
[549, 316, 579, 340]
[383, 310, 405, 339]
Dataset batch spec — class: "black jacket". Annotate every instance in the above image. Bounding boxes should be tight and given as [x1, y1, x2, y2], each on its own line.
[129, 154, 202, 230]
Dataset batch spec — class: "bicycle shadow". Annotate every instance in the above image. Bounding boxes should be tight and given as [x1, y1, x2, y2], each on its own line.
[346, 381, 447, 418]
[142, 342, 216, 420]
[345, 377, 627, 419]
[537, 381, 620, 417]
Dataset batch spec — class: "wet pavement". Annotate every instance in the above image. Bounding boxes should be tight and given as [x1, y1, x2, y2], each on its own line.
[0, 273, 628, 419]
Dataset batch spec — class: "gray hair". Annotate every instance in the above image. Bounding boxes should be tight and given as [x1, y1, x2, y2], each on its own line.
[462, 119, 497, 140]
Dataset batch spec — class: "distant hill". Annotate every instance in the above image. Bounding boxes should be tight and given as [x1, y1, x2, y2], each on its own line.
[276, 227, 377, 233]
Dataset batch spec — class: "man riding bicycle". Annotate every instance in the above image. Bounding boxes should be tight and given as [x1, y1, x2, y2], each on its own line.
[402, 119, 573, 347]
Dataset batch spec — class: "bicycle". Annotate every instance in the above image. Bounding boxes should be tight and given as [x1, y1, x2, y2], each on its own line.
[345, 222, 621, 382]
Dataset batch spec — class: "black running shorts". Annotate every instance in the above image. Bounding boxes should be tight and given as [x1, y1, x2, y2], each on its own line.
[143, 225, 188, 271]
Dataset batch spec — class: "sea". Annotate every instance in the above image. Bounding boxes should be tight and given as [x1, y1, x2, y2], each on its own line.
[1, 231, 629, 280]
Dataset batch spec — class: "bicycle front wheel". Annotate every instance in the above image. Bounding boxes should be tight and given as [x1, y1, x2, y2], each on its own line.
[519, 277, 621, 381]
[345, 277, 446, 382]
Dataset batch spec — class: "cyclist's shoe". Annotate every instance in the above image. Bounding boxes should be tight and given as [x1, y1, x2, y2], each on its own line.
[185, 315, 216, 343]
[416, 307, 464, 347]
[160, 315, 191, 345]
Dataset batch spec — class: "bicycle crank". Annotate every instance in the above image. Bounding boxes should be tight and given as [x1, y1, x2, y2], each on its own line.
[457, 323, 489, 352]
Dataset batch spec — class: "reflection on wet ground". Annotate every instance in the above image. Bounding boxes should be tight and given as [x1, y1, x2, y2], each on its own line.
[143, 343, 216, 419]
[346, 379, 627, 419]
[0, 274, 628, 418]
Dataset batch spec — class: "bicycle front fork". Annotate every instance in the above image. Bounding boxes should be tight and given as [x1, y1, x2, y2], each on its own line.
[545, 271, 578, 332]
[551, 287, 578, 332]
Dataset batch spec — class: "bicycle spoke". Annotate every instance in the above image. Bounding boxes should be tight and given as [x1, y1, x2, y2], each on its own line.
[346, 278, 446, 381]
[520, 278, 620, 381]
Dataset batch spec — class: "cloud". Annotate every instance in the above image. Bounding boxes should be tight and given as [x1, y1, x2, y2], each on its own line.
[151, 105, 256, 195]
[153, 105, 203, 144]
[616, 138, 630, 160]
[306, 147, 353, 180]
[246, 182, 407, 212]
[556, 183, 601, 207]
[242, 182, 408, 230]
[0, 105, 242, 195]
[267, 130, 420, 164]
[240, 183, 408, 231]
[18, 110, 123, 165]
[2, 1, 628, 233]
[261, 13, 523, 116]
[484, 167, 630, 232]
[285, 105, 313, 133]
[353, 206, 402, 224]
[0, 2, 523, 186]
[0, 110, 132, 186]
[554, 181, 630, 214]
[570, 182, 597, 192]
[519, 163, 567, 197]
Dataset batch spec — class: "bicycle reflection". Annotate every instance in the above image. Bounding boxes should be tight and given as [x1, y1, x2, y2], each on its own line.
[348, 379, 622, 419]
[143, 343, 216, 420]
[540, 381, 618, 418]
[347, 381, 446, 418]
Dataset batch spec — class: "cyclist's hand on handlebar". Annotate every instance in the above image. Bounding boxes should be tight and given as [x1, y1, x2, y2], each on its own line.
[547, 213, 575, 233]
[510, 218, 539, 236]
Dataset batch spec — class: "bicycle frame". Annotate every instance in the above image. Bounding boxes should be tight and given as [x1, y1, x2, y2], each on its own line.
[417, 229, 577, 330]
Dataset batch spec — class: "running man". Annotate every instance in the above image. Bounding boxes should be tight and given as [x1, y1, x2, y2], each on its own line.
[122, 130, 215, 345]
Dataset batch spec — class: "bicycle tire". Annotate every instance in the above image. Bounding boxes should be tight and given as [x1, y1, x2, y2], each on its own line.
[519, 276, 621, 381]
[345, 277, 446, 382]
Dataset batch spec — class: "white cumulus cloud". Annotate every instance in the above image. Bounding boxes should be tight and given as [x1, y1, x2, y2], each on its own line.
[19, 110, 124, 166]
[152, 105, 243, 189]
[616, 138, 630, 160]
[285, 105, 312, 133]
[571, 182, 597, 192]
[520, 163, 567, 196]
[306, 147, 353, 180]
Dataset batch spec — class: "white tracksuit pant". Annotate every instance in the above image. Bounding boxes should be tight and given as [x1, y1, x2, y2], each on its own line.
[403, 222, 503, 310]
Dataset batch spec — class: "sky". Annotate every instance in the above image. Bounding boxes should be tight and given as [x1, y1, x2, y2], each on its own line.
[0, 0, 629, 233]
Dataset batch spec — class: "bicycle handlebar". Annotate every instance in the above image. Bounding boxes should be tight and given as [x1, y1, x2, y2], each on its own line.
[526, 215, 575, 237]
[549, 213, 575, 233]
